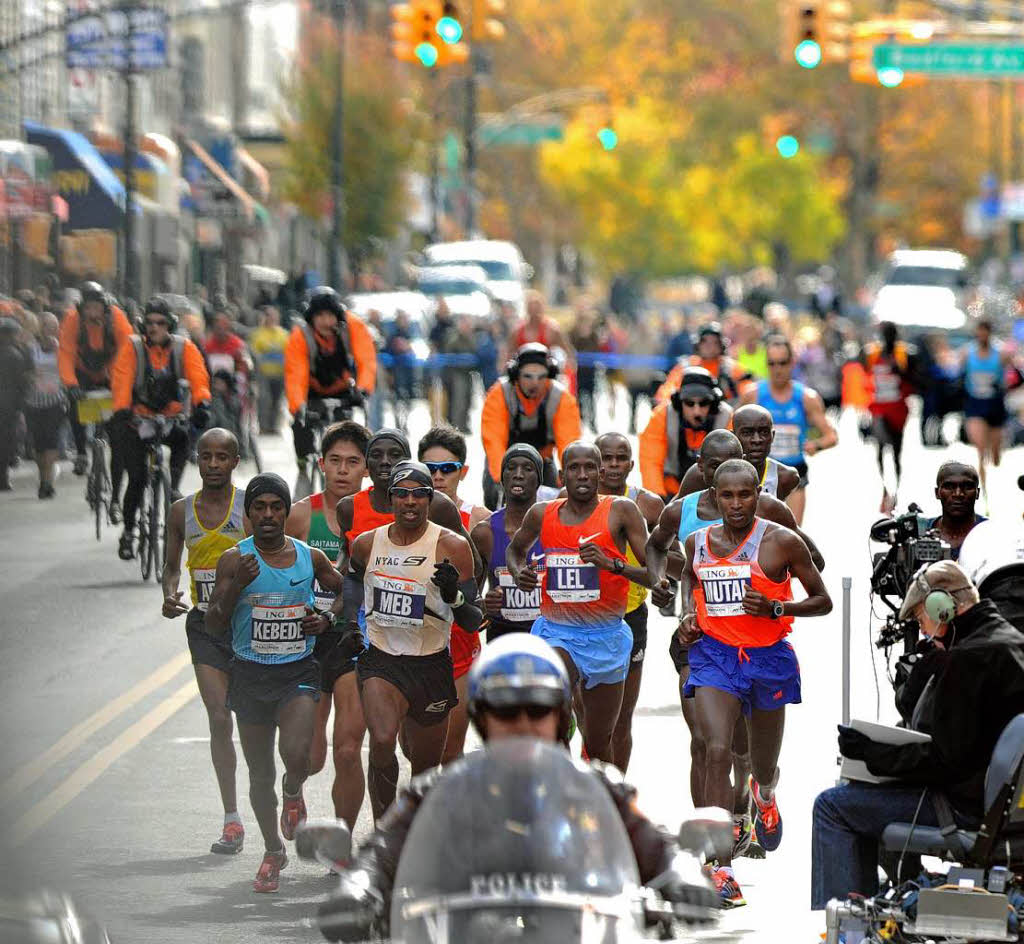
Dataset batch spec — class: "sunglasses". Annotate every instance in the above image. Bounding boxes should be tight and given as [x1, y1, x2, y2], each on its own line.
[682, 398, 712, 408]
[487, 704, 557, 722]
[767, 359, 792, 367]
[425, 460, 463, 475]
[389, 486, 432, 499]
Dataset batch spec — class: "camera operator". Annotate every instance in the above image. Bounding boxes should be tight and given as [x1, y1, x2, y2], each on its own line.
[926, 461, 985, 561]
[810, 560, 1024, 910]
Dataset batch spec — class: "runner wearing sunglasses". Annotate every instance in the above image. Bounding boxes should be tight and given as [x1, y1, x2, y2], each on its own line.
[333, 461, 481, 821]
[417, 424, 489, 762]
[639, 366, 733, 503]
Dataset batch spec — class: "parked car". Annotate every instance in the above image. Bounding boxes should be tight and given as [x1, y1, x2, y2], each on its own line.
[423, 239, 532, 318]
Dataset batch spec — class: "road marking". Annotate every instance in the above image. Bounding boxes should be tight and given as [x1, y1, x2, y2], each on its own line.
[0, 651, 192, 801]
[11, 678, 199, 847]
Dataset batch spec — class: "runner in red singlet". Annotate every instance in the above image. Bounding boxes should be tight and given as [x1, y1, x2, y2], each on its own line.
[506, 441, 651, 765]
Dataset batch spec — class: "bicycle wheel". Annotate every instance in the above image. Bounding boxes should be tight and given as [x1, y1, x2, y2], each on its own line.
[91, 439, 110, 541]
[147, 466, 169, 579]
[138, 477, 153, 580]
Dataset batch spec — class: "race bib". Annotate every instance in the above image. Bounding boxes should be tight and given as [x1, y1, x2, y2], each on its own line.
[251, 602, 307, 655]
[699, 564, 751, 617]
[771, 423, 801, 459]
[873, 369, 901, 403]
[544, 553, 600, 604]
[497, 568, 541, 623]
[970, 370, 997, 398]
[371, 575, 426, 630]
[193, 568, 217, 612]
[311, 579, 335, 614]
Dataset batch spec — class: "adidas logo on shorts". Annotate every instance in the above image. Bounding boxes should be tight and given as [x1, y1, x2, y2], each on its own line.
[632, 649, 645, 664]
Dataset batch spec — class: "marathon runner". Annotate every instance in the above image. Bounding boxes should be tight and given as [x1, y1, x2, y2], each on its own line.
[417, 424, 487, 763]
[676, 458, 832, 905]
[285, 420, 369, 830]
[506, 441, 652, 765]
[206, 473, 347, 893]
[678, 404, 800, 501]
[961, 319, 1011, 501]
[161, 427, 248, 855]
[647, 430, 825, 858]
[742, 336, 837, 525]
[595, 432, 664, 772]
[336, 461, 481, 821]
[471, 444, 546, 643]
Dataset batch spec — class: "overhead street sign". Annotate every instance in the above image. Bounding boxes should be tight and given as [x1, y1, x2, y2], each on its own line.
[478, 120, 564, 148]
[873, 42, 1024, 77]
[66, 7, 168, 71]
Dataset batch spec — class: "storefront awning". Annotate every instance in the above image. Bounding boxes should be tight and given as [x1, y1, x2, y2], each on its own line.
[24, 120, 125, 231]
[185, 138, 258, 222]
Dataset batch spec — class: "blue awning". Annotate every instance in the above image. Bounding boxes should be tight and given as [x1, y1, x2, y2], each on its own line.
[24, 120, 125, 230]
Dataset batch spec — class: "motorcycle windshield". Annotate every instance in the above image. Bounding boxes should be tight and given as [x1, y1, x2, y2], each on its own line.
[391, 739, 642, 944]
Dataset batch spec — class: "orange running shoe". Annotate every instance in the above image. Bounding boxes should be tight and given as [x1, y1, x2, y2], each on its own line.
[750, 776, 783, 852]
[710, 865, 745, 908]
[253, 850, 288, 893]
[211, 820, 244, 855]
[280, 776, 307, 841]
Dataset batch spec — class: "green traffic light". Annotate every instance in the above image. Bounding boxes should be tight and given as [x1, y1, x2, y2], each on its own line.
[877, 67, 904, 88]
[597, 127, 618, 151]
[776, 135, 800, 159]
[436, 15, 463, 44]
[415, 42, 439, 67]
[794, 39, 822, 69]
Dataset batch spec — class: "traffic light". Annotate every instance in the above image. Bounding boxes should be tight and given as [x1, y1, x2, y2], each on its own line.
[390, 0, 468, 68]
[776, 135, 800, 159]
[597, 126, 618, 151]
[437, 1, 463, 43]
[471, 0, 506, 42]
[782, 0, 850, 68]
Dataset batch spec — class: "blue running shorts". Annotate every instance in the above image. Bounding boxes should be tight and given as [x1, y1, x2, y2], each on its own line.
[531, 615, 632, 689]
[683, 634, 801, 716]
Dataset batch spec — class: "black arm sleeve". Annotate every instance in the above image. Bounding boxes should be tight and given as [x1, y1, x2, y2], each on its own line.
[452, 578, 483, 633]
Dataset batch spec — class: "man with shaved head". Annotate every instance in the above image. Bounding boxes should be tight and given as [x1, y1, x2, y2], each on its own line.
[162, 427, 250, 855]
[507, 440, 653, 765]
[676, 404, 800, 502]
[671, 456, 832, 906]
[928, 460, 985, 560]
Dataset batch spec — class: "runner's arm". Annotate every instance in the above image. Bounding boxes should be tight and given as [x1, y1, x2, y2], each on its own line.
[778, 531, 832, 618]
[205, 548, 246, 635]
[430, 491, 483, 581]
[437, 532, 482, 633]
[506, 503, 546, 585]
[646, 500, 682, 585]
[311, 547, 344, 593]
[757, 494, 825, 571]
[636, 490, 665, 530]
[678, 533, 701, 644]
[332, 531, 372, 625]
[333, 495, 355, 572]
[803, 387, 838, 455]
[676, 464, 705, 498]
[161, 499, 189, 618]
[776, 464, 800, 501]
[615, 497, 653, 585]
[285, 499, 312, 540]
[469, 518, 494, 592]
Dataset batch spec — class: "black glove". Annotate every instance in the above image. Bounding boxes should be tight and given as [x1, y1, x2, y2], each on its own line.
[318, 872, 383, 943]
[192, 401, 210, 430]
[337, 622, 366, 661]
[293, 404, 307, 428]
[112, 407, 133, 424]
[837, 724, 872, 760]
[67, 385, 84, 402]
[431, 558, 461, 604]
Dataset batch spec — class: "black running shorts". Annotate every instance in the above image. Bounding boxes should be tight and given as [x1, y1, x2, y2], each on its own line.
[314, 633, 359, 693]
[227, 655, 320, 726]
[625, 603, 648, 668]
[186, 608, 233, 674]
[357, 645, 457, 727]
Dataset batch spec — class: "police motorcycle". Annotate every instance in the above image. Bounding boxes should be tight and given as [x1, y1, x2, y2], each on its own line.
[298, 740, 735, 944]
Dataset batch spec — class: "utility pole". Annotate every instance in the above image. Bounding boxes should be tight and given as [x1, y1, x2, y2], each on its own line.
[122, 4, 138, 303]
[429, 69, 440, 243]
[463, 46, 479, 236]
[328, 0, 346, 288]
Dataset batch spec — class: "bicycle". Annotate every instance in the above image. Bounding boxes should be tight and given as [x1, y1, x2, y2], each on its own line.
[294, 395, 355, 500]
[77, 389, 115, 541]
[135, 414, 178, 582]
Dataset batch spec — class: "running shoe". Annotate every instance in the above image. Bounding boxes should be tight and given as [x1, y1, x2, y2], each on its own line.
[750, 777, 783, 852]
[118, 531, 134, 560]
[72, 455, 88, 476]
[108, 499, 121, 525]
[280, 776, 307, 841]
[710, 865, 745, 908]
[732, 813, 753, 859]
[253, 850, 287, 893]
[211, 820, 244, 855]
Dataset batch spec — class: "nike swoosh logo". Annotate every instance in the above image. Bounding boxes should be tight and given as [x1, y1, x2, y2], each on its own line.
[531, 553, 545, 563]
[578, 532, 602, 544]
[289, 578, 306, 586]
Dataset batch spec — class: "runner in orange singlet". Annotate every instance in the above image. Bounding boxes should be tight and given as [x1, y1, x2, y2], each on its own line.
[506, 441, 651, 765]
[678, 458, 831, 907]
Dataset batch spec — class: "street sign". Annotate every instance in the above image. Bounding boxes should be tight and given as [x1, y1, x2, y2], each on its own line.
[873, 42, 1024, 77]
[478, 120, 564, 148]
[66, 7, 168, 71]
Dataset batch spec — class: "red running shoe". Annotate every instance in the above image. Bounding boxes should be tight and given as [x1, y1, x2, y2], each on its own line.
[210, 820, 244, 855]
[253, 850, 287, 893]
[750, 776, 783, 852]
[280, 777, 307, 841]
[710, 865, 745, 908]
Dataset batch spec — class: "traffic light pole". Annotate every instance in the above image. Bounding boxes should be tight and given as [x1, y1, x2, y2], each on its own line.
[328, 0, 346, 288]
[122, 41, 137, 303]
[463, 47, 479, 236]
[429, 69, 441, 243]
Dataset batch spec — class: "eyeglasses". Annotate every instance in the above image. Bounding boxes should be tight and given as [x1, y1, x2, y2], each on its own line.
[424, 461, 463, 475]
[682, 398, 712, 408]
[487, 704, 557, 722]
[767, 359, 791, 368]
[389, 486, 432, 499]
[145, 318, 169, 329]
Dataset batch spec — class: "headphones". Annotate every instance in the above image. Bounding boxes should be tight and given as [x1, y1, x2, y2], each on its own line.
[669, 366, 724, 413]
[911, 564, 971, 623]
[507, 342, 559, 383]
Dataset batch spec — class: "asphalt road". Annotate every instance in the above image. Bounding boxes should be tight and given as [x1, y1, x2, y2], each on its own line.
[1, 390, 1021, 942]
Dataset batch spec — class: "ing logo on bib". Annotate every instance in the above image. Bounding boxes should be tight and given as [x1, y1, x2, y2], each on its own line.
[699, 564, 751, 617]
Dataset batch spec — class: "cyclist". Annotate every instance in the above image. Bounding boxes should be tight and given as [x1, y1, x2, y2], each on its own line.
[480, 343, 582, 510]
[285, 287, 377, 469]
[58, 281, 133, 512]
[111, 297, 211, 561]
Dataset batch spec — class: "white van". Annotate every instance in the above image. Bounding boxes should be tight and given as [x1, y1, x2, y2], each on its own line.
[870, 249, 971, 332]
[423, 240, 532, 318]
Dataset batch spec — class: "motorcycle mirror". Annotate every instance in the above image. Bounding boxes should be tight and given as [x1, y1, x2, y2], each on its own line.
[296, 819, 352, 866]
[677, 807, 733, 862]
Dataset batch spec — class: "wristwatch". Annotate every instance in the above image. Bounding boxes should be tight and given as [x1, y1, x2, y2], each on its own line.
[769, 600, 785, 620]
[321, 611, 337, 630]
[612, 558, 625, 575]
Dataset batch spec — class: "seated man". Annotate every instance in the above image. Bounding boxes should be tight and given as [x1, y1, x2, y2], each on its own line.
[811, 561, 1024, 910]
